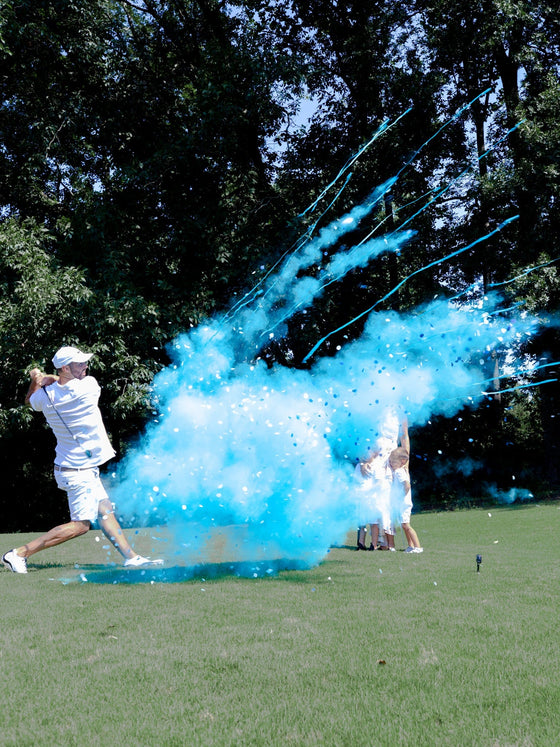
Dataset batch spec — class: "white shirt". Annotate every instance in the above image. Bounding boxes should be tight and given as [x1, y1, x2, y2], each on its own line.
[391, 466, 412, 509]
[30, 376, 116, 468]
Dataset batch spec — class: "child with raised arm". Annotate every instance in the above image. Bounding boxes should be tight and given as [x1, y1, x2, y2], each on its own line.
[388, 447, 423, 553]
[356, 408, 409, 551]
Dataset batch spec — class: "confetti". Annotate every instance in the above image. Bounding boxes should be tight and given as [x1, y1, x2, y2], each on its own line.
[84, 114, 544, 584]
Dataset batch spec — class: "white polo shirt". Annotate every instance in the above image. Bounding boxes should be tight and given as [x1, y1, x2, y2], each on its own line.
[30, 376, 116, 468]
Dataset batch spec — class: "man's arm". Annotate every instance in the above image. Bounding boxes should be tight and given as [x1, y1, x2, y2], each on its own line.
[25, 368, 59, 406]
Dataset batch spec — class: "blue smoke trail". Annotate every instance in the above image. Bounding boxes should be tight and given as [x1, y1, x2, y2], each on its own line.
[221, 179, 408, 360]
[224, 89, 498, 330]
[483, 485, 534, 504]
[487, 256, 560, 289]
[481, 379, 557, 396]
[302, 216, 520, 362]
[225, 92, 496, 327]
[216, 178, 400, 343]
[300, 109, 412, 218]
[222, 110, 410, 324]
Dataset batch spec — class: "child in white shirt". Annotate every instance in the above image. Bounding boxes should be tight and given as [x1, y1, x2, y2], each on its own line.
[388, 447, 423, 553]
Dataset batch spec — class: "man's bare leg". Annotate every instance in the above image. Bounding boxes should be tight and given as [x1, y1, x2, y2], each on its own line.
[97, 499, 136, 559]
[15, 520, 90, 558]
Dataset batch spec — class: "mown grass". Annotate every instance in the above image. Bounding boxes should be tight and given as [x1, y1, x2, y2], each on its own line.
[1, 503, 559, 746]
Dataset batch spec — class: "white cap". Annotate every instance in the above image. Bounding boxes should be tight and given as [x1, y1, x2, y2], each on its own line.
[52, 346, 93, 369]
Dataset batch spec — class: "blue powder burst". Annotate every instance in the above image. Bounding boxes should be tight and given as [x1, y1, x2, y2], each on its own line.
[106, 242, 542, 578]
[90, 105, 550, 583]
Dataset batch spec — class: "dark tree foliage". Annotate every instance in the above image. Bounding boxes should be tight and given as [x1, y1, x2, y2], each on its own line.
[1, 0, 559, 529]
[1, 0, 302, 528]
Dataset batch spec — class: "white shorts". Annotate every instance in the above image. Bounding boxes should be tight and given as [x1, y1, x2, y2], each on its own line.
[399, 506, 412, 524]
[396, 490, 413, 525]
[54, 467, 109, 522]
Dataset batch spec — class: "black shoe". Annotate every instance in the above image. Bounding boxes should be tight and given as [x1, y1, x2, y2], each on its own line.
[357, 542, 367, 551]
[368, 544, 376, 551]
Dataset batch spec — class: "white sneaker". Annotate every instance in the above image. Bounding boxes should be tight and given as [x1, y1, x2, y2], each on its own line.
[2, 549, 28, 574]
[404, 546, 415, 553]
[413, 547, 424, 553]
[123, 554, 163, 568]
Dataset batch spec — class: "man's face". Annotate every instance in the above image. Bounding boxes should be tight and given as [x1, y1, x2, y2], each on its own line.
[68, 361, 88, 380]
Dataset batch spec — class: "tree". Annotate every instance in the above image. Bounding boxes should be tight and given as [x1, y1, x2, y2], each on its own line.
[0, 0, 307, 527]
[1, 0, 559, 527]
[0, 218, 90, 529]
[416, 0, 560, 485]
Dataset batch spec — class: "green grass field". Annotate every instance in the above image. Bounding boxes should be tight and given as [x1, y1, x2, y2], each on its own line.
[1, 503, 559, 747]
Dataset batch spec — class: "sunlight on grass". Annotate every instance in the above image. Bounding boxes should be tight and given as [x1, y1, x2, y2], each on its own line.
[1, 503, 560, 746]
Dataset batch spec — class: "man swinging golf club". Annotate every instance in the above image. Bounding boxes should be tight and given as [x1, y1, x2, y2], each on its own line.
[2, 346, 162, 573]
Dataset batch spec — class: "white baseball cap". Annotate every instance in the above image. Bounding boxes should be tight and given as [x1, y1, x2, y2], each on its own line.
[52, 346, 93, 369]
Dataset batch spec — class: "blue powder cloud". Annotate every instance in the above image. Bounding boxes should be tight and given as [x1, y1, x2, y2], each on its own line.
[109, 200, 541, 570]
